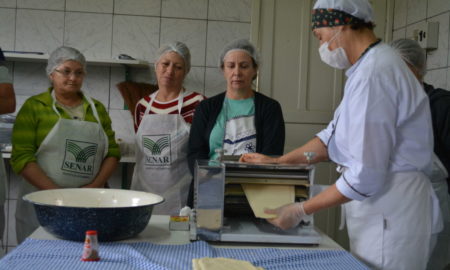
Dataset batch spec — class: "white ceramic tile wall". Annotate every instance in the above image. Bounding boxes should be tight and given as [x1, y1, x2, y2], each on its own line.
[17, 0, 64, 10]
[208, 0, 251, 22]
[82, 66, 110, 106]
[184, 67, 205, 94]
[425, 68, 448, 89]
[393, 0, 450, 89]
[406, 0, 427, 24]
[0, 0, 252, 253]
[393, 0, 407, 29]
[160, 18, 207, 66]
[16, 9, 64, 54]
[405, 21, 423, 40]
[0, 0, 15, 8]
[109, 109, 135, 145]
[427, 13, 449, 69]
[392, 28, 406, 41]
[64, 12, 113, 59]
[66, 0, 113, 13]
[0, 9, 15, 50]
[13, 62, 49, 96]
[162, 0, 207, 19]
[206, 21, 251, 66]
[109, 66, 127, 110]
[428, 0, 450, 17]
[204, 67, 226, 97]
[112, 15, 160, 62]
[114, 0, 160, 16]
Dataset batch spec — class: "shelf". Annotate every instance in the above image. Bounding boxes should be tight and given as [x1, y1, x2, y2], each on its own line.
[4, 52, 149, 68]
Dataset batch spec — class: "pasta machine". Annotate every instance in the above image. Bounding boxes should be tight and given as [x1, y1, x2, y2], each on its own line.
[190, 159, 321, 244]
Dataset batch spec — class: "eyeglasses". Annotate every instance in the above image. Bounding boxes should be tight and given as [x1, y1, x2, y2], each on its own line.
[54, 69, 85, 78]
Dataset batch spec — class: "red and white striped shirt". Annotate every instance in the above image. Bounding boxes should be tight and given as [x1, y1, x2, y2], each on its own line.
[134, 91, 205, 131]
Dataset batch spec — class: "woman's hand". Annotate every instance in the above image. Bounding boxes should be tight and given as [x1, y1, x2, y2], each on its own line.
[82, 157, 119, 188]
[239, 153, 276, 164]
[264, 202, 307, 230]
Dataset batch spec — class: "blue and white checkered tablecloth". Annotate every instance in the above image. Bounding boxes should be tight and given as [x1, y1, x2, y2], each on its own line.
[0, 239, 369, 270]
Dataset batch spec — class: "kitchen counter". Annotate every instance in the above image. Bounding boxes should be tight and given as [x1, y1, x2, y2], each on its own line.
[0, 216, 368, 269]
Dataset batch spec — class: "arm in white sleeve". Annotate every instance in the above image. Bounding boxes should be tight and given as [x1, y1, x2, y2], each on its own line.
[334, 76, 396, 201]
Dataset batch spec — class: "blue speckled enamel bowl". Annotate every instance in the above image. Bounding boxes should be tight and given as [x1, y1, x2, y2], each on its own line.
[23, 188, 164, 242]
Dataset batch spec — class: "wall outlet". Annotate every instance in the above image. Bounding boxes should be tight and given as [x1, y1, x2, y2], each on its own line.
[413, 21, 439, 50]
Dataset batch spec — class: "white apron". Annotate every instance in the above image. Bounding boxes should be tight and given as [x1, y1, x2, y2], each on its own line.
[131, 91, 191, 215]
[15, 94, 107, 243]
[343, 171, 439, 270]
[222, 99, 256, 155]
[426, 155, 450, 270]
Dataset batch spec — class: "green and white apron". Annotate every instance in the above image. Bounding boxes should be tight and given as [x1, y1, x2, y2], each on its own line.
[15, 94, 107, 243]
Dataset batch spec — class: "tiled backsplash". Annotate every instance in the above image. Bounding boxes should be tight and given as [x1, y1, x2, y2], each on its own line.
[0, 0, 252, 254]
[393, 0, 450, 90]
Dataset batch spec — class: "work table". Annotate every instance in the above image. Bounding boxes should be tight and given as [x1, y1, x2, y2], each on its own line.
[0, 215, 369, 269]
[30, 215, 341, 249]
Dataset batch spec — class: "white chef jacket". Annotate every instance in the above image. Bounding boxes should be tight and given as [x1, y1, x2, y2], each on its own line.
[317, 43, 433, 201]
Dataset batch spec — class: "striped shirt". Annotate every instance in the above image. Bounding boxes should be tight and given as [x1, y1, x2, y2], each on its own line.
[134, 91, 205, 131]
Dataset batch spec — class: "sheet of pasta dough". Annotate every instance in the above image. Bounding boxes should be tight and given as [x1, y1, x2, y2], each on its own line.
[192, 257, 264, 270]
[241, 184, 295, 219]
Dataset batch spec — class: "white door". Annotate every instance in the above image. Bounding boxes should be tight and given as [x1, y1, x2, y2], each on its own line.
[251, 0, 389, 246]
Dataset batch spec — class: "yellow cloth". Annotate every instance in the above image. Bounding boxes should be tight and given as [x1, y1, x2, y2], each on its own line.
[192, 257, 264, 270]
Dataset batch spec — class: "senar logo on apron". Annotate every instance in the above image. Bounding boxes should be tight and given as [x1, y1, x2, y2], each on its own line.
[61, 139, 98, 175]
[142, 134, 172, 166]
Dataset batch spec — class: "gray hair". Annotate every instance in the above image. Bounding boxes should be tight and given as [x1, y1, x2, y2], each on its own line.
[390, 39, 427, 79]
[46, 46, 86, 76]
[154, 41, 191, 74]
[218, 39, 260, 70]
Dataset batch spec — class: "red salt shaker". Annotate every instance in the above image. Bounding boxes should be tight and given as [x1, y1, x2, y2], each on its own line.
[81, 230, 100, 261]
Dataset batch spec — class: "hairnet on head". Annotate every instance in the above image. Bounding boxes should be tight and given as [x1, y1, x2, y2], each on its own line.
[390, 39, 427, 78]
[219, 39, 259, 69]
[312, 0, 374, 28]
[155, 41, 191, 74]
[46, 46, 86, 76]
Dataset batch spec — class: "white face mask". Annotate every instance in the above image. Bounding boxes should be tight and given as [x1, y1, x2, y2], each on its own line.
[318, 30, 351, 70]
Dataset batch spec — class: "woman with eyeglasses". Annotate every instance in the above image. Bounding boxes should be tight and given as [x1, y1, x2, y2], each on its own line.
[10, 46, 120, 243]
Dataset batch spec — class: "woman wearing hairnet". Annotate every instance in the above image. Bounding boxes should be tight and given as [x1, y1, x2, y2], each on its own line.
[188, 38, 285, 171]
[391, 38, 450, 270]
[11, 46, 120, 243]
[131, 42, 205, 215]
[240, 1, 442, 269]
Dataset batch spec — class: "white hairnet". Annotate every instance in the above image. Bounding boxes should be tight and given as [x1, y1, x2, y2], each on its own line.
[219, 39, 259, 69]
[313, 0, 374, 23]
[155, 41, 191, 74]
[46, 46, 86, 76]
[390, 39, 427, 78]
